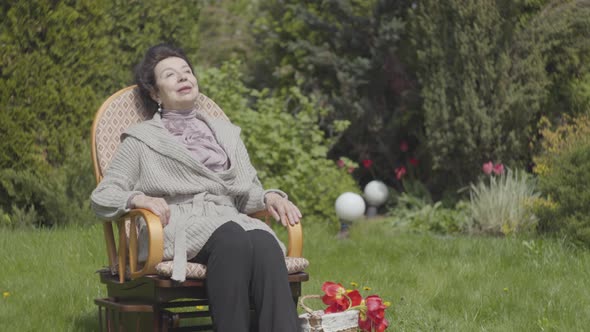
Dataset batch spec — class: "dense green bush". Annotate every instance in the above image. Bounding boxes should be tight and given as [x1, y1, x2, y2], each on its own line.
[251, 0, 417, 187]
[536, 145, 590, 245]
[1, 0, 355, 227]
[0, 142, 95, 228]
[534, 116, 590, 245]
[0, 0, 201, 170]
[201, 0, 590, 203]
[196, 0, 258, 68]
[524, 0, 590, 118]
[409, 0, 549, 190]
[199, 61, 359, 225]
[0, 0, 202, 227]
[388, 192, 471, 234]
[249, 0, 589, 198]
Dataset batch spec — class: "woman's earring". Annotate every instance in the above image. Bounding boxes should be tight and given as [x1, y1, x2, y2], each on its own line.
[157, 102, 162, 113]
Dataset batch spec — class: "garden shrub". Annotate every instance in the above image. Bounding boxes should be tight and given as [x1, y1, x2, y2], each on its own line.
[0, 0, 202, 227]
[0, 142, 95, 228]
[534, 115, 590, 245]
[388, 191, 471, 234]
[0, 0, 202, 170]
[468, 168, 539, 236]
[0, 205, 38, 229]
[250, 0, 417, 188]
[524, 0, 590, 119]
[409, 0, 549, 191]
[199, 62, 359, 225]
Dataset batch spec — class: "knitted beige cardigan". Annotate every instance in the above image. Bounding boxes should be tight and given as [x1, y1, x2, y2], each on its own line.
[91, 111, 286, 281]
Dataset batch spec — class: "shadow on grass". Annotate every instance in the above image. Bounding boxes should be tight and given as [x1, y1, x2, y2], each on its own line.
[73, 311, 99, 332]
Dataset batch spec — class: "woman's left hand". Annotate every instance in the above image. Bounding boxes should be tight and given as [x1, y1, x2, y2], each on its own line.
[265, 192, 302, 227]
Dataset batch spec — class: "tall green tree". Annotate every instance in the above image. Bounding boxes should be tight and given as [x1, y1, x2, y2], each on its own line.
[195, 0, 259, 67]
[251, 0, 417, 187]
[251, 0, 582, 198]
[527, 0, 590, 117]
[251, 0, 590, 193]
[409, 0, 549, 191]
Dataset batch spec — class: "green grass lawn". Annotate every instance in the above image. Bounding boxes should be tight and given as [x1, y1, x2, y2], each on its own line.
[1, 220, 590, 331]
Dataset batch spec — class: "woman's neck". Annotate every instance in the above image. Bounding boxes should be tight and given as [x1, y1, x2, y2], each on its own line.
[161, 108, 197, 118]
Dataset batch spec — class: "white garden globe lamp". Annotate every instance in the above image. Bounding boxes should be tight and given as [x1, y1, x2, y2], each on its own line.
[335, 192, 366, 237]
[364, 180, 389, 217]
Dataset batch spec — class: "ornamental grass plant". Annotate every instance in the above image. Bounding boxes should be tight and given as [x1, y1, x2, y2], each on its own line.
[468, 168, 540, 235]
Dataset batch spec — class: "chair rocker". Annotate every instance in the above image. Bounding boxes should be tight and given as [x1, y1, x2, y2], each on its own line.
[91, 86, 309, 331]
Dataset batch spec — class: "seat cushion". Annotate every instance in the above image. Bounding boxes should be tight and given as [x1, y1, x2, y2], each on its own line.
[156, 256, 309, 279]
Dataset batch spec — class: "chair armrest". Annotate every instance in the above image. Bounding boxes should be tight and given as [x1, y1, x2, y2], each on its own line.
[248, 210, 303, 258]
[104, 208, 301, 282]
[109, 209, 163, 282]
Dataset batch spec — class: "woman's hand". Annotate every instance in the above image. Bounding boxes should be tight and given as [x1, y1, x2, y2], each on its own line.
[130, 194, 171, 227]
[264, 192, 302, 227]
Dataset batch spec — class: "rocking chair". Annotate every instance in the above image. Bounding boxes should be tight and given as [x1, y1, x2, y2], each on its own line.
[91, 86, 309, 331]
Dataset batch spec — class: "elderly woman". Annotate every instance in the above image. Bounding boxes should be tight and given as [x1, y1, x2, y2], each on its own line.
[90, 43, 302, 332]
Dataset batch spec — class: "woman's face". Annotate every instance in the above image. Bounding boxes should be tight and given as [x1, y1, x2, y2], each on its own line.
[152, 57, 199, 111]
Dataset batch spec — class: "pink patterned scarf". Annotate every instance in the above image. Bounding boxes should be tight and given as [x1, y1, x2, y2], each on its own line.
[161, 108, 230, 172]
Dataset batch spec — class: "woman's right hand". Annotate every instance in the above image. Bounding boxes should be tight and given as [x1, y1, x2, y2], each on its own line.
[130, 194, 170, 227]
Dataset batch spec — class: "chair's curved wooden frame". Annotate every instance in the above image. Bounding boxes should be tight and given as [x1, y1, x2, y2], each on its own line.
[91, 86, 307, 330]
[91, 86, 304, 283]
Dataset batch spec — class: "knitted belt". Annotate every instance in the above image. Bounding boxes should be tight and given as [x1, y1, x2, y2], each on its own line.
[170, 192, 238, 282]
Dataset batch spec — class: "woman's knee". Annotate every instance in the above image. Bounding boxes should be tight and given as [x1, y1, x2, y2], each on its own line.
[248, 230, 285, 265]
[209, 222, 253, 259]
[249, 230, 282, 251]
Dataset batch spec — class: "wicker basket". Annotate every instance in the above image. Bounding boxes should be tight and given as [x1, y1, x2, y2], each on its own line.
[298, 295, 359, 332]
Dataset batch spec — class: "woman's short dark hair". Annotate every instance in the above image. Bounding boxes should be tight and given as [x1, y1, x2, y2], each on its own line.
[134, 43, 194, 112]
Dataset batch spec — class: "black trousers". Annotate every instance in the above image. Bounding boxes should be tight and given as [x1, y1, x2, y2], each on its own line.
[193, 221, 298, 332]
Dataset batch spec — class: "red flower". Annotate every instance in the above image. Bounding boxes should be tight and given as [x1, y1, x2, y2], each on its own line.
[493, 163, 504, 175]
[399, 141, 409, 152]
[337, 159, 345, 168]
[347, 166, 356, 174]
[322, 281, 346, 300]
[395, 166, 406, 180]
[482, 161, 493, 175]
[322, 282, 362, 313]
[319, 281, 390, 331]
[358, 295, 389, 332]
[408, 157, 419, 167]
[362, 159, 373, 169]
[325, 290, 362, 313]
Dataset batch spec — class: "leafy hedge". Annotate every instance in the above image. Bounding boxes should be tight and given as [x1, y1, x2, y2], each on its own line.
[0, 142, 94, 228]
[0, 0, 202, 227]
[1, 0, 355, 228]
[527, 0, 590, 118]
[249, 0, 590, 201]
[409, 0, 549, 190]
[250, 0, 414, 189]
[534, 115, 590, 245]
[0, 0, 201, 170]
[199, 62, 359, 225]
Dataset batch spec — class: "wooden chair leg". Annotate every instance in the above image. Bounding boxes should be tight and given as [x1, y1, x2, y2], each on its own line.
[106, 307, 112, 332]
[98, 306, 103, 332]
[156, 308, 165, 332]
[108, 307, 114, 332]
[135, 313, 140, 332]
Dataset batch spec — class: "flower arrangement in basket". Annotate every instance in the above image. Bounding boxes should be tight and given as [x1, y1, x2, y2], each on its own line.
[299, 281, 390, 332]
